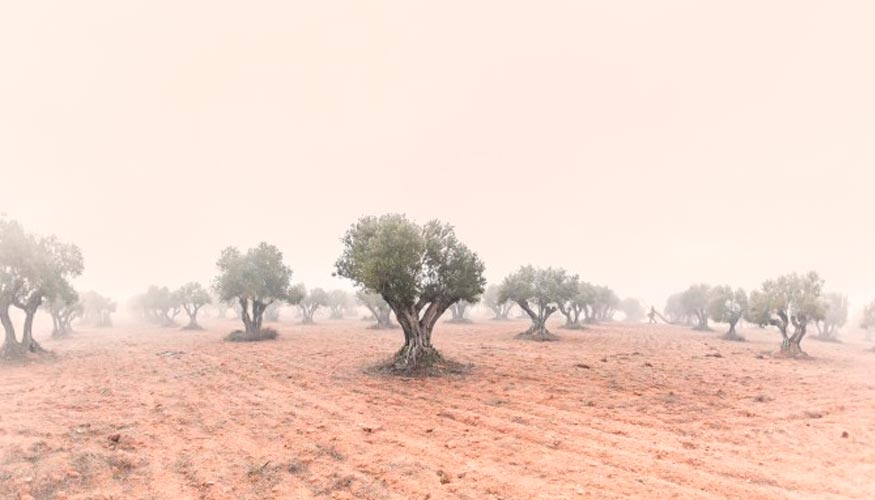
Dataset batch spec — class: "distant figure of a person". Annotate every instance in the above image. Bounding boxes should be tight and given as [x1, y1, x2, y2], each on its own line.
[648, 306, 657, 324]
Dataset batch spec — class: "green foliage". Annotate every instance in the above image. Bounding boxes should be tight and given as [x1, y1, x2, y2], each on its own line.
[708, 286, 747, 324]
[178, 282, 211, 309]
[213, 243, 293, 305]
[746, 271, 825, 354]
[335, 214, 485, 310]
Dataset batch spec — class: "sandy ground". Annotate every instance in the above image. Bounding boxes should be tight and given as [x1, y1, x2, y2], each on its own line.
[1, 317, 874, 500]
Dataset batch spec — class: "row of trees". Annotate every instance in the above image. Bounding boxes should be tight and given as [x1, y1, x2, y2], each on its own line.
[496, 266, 624, 341]
[666, 272, 851, 356]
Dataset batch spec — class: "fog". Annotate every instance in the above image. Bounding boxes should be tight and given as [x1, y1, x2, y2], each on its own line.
[1, 1, 873, 311]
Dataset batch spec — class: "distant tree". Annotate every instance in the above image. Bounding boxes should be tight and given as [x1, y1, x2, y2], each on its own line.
[619, 297, 645, 323]
[746, 271, 825, 357]
[356, 290, 395, 329]
[44, 283, 82, 338]
[861, 300, 875, 343]
[591, 285, 619, 322]
[178, 282, 211, 330]
[447, 300, 475, 324]
[664, 292, 692, 325]
[263, 301, 281, 322]
[139, 286, 182, 326]
[0, 220, 85, 358]
[292, 286, 329, 324]
[327, 289, 352, 319]
[557, 278, 586, 329]
[79, 291, 116, 328]
[213, 243, 293, 341]
[708, 286, 748, 341]
[482, 284, 514, 320]
[681, 284, 712, 331]
[212, 295, 230, 319]
[813, 293, 847, 342]
[499, 266, 577, 341]
[335, 214, 485, 372]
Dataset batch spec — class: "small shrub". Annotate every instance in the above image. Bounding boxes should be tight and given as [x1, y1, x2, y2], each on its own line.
[225, 328, 279, 342]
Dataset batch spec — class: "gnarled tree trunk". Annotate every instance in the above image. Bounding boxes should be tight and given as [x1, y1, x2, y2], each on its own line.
[0, 304, 22, 360]
[516, 301, 559, 341]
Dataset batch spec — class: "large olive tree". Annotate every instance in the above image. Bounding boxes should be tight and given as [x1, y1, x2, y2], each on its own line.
[498, 266, 577, 341]
[746, 271, 825, 357]
[335, 214, 485, 372]
[213, 242, 293, 340]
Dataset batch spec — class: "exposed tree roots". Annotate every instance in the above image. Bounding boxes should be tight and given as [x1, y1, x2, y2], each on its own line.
[369, 345, 469, 378]
[181, 324, 204, 331]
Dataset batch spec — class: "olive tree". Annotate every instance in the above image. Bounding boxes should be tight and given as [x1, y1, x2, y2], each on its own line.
[356, 290, 395, 329]
[482, 284, 514, 320]
[681, 284, 712, 331]
[813, 293, 847, 342]
[664, 292, 692, 325]
[557, 279, 586, 329]
[291, 285, 329, 324]
[447, 300, 475, 324]
[79, 291, 116, 327]
[335, 214, 485, 372]
[178, 282, 211, 330]
[44, 283, 82, 338]
[138, 286, 182, 326]
[708, 286, 747, 341]
[580, 284, 619, 323]
[327, 289, 352, 319]
[0, 219, 84, 358]
[213, 242, 293, 340]
[499, 266, 577, 341]
[746, 271, 825, 357]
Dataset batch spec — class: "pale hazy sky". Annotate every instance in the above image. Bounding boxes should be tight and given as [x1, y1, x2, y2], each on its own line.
[1, 1, 873, 310]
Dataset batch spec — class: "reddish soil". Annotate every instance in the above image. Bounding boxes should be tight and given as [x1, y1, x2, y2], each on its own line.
[1, 318, 874, 499]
